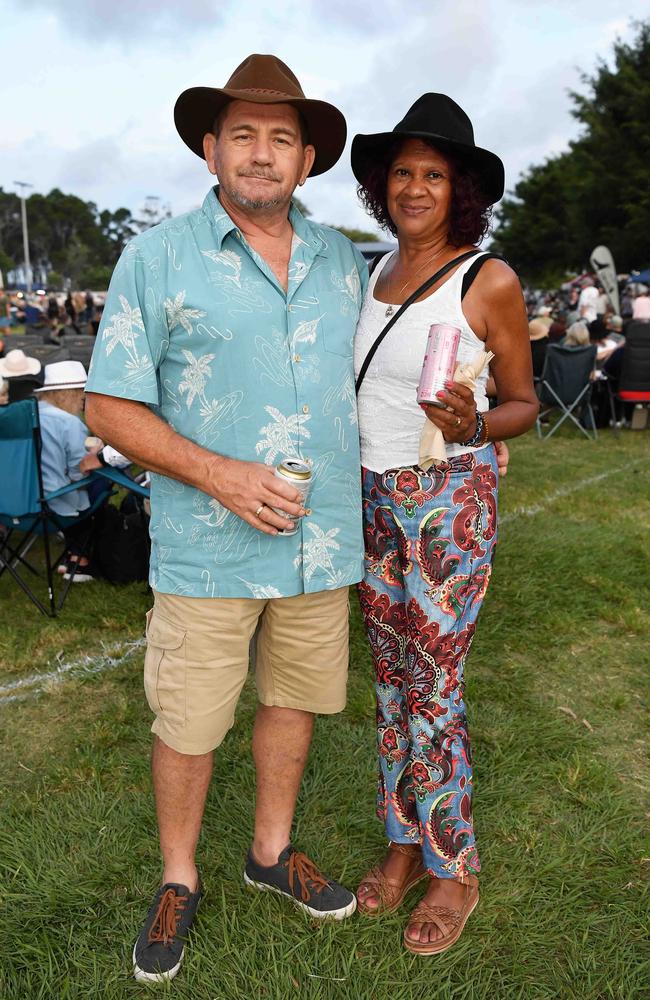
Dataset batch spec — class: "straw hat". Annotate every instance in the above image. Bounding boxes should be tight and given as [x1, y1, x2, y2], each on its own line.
[34, 360, 87, 392]
[174, 53, 347, 177]
[0, 348, 42, 378]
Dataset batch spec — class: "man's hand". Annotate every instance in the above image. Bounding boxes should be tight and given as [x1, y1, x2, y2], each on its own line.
[85, 394, 306, 536]
[79, 452, 102, 474]
[208, 457, 306, 536]
[494, 440, 509, 477]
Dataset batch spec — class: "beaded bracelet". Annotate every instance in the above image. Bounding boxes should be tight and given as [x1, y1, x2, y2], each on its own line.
[461, 411, 490, 449]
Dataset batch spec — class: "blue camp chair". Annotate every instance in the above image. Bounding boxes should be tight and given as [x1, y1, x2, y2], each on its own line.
[0, 398, 149, 616]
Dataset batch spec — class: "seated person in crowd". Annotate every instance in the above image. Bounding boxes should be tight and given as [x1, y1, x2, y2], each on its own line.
[632, 286, 650, 320]
[562, 321, 590, 347]
[548, 311, 567, 343]
[588, 317, 620, 365]
[0, 377, 8, 406]
[34, 361, 113, 582]
[528, 318, 549, 379]
[605, 314, 625, 341]
[0, 348, 43, 402]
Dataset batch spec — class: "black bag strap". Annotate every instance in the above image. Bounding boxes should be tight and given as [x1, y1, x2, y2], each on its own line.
[461, 252, 505, 299]
[355, 249, 480, 395]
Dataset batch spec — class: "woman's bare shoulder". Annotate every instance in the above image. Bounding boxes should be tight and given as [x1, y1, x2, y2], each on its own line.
[472, 257, 522, 301]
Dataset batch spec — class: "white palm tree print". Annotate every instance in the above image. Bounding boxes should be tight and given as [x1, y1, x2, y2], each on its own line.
[255, 405, 311, 464]
[178, 349, 215, 409]
[102, 294, 145, 362]
[296, 523, 341, 583]
[164, 290, 206, 334]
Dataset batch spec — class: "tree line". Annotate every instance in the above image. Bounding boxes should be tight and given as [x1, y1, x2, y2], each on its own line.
[0, 189, 171, 289]
[0, 186, 378, 292]
[491, 20, 650, 287]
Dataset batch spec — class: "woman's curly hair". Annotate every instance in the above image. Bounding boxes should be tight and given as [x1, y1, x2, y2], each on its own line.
[357, 137, 493, 247]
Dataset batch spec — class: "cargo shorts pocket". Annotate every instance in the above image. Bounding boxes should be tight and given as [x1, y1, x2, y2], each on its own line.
[143, 609, 187, 729]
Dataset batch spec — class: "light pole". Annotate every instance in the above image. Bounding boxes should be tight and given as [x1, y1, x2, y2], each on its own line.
[14, 180, 33, 292]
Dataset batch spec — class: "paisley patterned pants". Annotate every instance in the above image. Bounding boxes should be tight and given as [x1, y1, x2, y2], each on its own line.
[358, 447, 498, 879]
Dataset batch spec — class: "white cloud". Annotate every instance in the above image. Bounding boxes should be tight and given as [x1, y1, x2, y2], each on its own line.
[19, 0, 229, 41]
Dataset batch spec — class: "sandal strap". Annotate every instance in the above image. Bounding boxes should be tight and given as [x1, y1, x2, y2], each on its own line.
[409, 901, 463, 935]
[358, 855, 426, 910]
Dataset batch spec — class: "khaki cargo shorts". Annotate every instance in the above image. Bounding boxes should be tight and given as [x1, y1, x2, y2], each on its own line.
[143, 587, 350, 755]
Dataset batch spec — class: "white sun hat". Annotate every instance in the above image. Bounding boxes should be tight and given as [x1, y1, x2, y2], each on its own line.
[0, 348, 42, 378]
[34, 360, 88, 392]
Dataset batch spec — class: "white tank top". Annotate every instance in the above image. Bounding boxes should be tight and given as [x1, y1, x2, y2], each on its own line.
[354, 250, 490, 473]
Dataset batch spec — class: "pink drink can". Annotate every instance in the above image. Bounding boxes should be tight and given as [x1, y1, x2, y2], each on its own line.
[417, 324, 461, 406]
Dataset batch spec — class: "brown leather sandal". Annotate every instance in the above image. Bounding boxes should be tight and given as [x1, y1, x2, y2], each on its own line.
[357, 842, 427, 916]
[403, 873, 479, 954]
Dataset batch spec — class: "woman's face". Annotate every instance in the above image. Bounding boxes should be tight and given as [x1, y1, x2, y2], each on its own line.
[386, 139, 453, 241]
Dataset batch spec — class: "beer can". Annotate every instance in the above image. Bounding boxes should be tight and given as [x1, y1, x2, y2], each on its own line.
[417, 324, 461, 406]
[272, 459, 312, 536]
[84, 435, 103, 451]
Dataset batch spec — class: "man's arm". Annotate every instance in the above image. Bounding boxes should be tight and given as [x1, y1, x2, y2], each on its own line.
[85, 393, 304, 536]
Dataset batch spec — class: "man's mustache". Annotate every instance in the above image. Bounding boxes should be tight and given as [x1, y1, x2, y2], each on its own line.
[237, 170, 281, 182]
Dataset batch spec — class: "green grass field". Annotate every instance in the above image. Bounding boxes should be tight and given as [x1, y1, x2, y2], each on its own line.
[1, 429, 649, 1000]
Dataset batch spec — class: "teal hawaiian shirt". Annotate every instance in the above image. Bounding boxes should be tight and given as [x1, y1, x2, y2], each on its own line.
[86, 187, 368, 598]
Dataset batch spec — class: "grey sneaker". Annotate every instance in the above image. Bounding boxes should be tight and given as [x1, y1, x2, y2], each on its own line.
[244, 845, 356, 920]
[132, 880, 202, 983]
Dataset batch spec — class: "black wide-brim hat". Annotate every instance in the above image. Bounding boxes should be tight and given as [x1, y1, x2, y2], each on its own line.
[351, 93, 505, 205]
[174, 53, 347, 177]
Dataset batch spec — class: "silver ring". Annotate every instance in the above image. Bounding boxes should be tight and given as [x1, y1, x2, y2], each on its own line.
[255, 504, 265, 517]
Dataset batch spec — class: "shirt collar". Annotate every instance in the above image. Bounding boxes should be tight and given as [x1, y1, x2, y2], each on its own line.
[202, 186, 328, 257]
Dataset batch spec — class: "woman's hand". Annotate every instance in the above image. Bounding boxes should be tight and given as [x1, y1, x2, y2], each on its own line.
[419, 380, 477, 443]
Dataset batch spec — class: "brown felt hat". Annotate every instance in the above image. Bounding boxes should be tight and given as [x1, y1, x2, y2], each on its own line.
[174, 54, 347, 177]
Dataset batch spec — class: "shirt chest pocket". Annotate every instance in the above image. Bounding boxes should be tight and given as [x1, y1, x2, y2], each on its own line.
[320, 315, 355, 359]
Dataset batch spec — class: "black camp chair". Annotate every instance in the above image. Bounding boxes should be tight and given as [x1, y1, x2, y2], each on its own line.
[604, 321, 650, 435]
[536, 343, 598, 440]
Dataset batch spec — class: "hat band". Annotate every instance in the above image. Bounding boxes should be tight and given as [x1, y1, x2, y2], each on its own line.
[41, 380, 86, 388]
[232, 86, 302, 98]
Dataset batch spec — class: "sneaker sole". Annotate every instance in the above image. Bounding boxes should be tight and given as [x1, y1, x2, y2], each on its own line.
[132, 943, 184, 983]
[243, 873, 357, 920]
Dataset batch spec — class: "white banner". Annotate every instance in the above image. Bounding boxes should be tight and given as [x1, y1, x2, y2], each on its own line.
[589, 245, 620, 315]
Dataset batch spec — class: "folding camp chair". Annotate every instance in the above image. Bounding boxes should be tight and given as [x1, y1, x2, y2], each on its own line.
[536, 343, 598, 440]
[0, 398, 149, 616]
[604, 321, 650, 436]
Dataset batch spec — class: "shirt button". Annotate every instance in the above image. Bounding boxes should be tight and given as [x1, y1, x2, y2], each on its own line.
[304, 508, 312, 516]
[305, 457, 313, 466]
[302, 404, 310, 414]
[288, 304, 296, 312]
[294, 354, 301, 363]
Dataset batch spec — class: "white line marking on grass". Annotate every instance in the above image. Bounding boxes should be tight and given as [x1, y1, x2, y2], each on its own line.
[501, 461, 648, 524]
[0, 637, 146, 706]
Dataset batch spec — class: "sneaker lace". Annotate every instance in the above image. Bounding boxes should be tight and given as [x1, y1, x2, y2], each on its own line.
[147, 888, 188, 946]
[287, 851, 330, 903]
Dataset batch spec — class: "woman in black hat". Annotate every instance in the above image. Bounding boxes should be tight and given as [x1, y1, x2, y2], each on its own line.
[352, 94, 538, 954]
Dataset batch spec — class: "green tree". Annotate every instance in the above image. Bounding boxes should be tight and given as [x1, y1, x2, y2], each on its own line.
[492, 19, 650, 283]
[329, 226, 380, 243]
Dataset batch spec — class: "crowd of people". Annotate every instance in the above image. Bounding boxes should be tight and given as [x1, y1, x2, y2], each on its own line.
[522, 276, 649, 426]
[0, 287, 105, 342]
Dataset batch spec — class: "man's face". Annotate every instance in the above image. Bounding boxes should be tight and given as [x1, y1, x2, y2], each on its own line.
[203, 101, 315, 213]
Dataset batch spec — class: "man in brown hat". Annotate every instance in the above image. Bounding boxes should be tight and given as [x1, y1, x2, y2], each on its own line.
[85, 54, 368, 982]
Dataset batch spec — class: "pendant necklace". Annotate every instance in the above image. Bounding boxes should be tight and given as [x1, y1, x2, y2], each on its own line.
[384, 244, 449, 317]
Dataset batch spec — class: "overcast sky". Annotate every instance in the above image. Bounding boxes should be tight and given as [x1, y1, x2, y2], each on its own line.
[2, 1, 646, 235]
